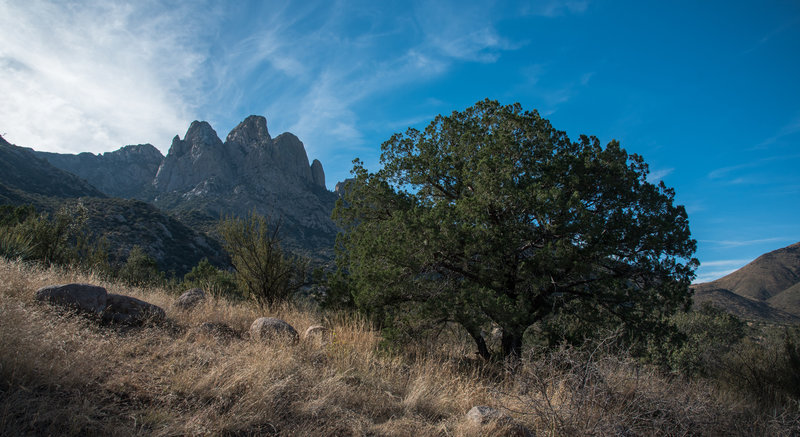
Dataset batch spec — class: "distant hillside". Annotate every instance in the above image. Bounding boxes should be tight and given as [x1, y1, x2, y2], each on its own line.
[34, 144, 164, 198]
[693, 242, 800, 323]
[79, 197, 227, 275]
[0, 135, 226, 276]
[0, 135, 106, 200]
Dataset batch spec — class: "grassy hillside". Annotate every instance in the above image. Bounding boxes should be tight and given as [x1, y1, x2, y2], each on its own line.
[1, 258, 798, 436]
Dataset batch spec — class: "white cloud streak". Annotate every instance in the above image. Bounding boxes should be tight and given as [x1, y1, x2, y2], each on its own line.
[701, 237, 790, 248]
[647, 167, 674, 183]
[0, 0, 219, 153]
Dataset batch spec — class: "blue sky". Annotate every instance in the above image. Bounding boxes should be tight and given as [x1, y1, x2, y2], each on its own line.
[0, 0, 798, 283]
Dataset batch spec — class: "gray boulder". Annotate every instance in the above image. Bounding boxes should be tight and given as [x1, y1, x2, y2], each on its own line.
[249, 317, 299, 343]
[35, 283, 107, 314]
[176, 288, 205, 310]
[103, 293, 166, 325]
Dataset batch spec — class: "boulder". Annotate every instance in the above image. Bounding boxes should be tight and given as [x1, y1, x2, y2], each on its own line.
[466, 406, 533, 437]
[176, 288, 206, 310]
[249, 317, 299, 343]
[102, 293, 166, 325]
[35, 283, 107, 314]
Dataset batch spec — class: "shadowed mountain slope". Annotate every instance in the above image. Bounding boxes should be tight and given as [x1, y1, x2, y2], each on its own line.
[0, 135, 105, 200]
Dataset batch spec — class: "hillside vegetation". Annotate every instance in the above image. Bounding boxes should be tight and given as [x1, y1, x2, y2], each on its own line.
[1, 258, 799, 436]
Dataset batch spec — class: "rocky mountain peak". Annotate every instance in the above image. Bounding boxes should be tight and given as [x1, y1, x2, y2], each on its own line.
[311, 159, 325, 189]
[181, 121, 223, 154]
[110, 143, 163, 161]
[226, 115, 271, 148]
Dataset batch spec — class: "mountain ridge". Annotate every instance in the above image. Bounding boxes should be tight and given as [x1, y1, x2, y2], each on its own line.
[23, 115, 339, 260]
[692, 241, 800, 323]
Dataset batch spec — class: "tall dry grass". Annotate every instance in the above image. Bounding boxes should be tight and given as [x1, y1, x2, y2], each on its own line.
[1, 257, 798, 436]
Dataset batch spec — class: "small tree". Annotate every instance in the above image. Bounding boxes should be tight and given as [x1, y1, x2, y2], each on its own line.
[334, 99, 698, 359]
[118, 245, 164, 287]
[218, 212, 308, 307]
[183, 258, 238, 298]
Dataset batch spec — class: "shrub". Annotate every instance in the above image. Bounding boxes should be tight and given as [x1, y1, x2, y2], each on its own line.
[183, 257, 239, 299]
[218, 212, 308, 307]
[117, 245, 164, 287]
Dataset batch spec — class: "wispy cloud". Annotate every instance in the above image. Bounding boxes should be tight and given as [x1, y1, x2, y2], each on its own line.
[756, 115, 800, 149]
[647, 167, 674, 183]
[707, 153, 800, 184]
[692, 258, 754, 283]
[0, 0, 218, 153]
[519, 1, 590, 17]
[701, 237, 790, 248]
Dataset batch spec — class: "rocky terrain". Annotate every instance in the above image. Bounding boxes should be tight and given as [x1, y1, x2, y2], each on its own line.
[35, 144, 164, 198]
[0, 135, 226, 275]
[34, 115, 339, 259]
[692, 241, 800, 323]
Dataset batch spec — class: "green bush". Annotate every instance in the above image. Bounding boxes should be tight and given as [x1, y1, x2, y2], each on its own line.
[0, 229, 34, 261]
[719, 326, 800, 407]
[667, 303, 746, 377]
[0, 202, 109, 272]
[117, 245, 164, 287]
[183, 258, 239, 299]
[218, 212, 308, 307]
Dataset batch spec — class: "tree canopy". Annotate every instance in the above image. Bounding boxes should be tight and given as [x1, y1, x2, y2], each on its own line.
[333, 99, 698, 359]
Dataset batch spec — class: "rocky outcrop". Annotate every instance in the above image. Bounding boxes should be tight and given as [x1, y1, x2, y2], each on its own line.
[103, 293, 166, 324]
[153, 121, 230, 193]
[151, 115, 338, 258]
[34, 143, 163, 198]
[35, 283, 165, 325]
[35, 283, 107, 314]
[335, 178, 355, 198]
[249, 317, 299, 343]
[311, 159, 325, 189]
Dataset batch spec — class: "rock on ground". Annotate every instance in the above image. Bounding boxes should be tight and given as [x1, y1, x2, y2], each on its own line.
[249, 317, 298, 343]
[102, 294, 166, 325]
[303, 325, 329, 344]
[176, 288, 206, 310]
[35, 283, 108, 314]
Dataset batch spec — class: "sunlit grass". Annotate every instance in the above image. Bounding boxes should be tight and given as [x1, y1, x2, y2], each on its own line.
[1, 257, 797, 436]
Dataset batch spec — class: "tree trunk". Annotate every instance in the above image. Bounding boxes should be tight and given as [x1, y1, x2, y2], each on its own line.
[502, 331, 523, 358]
[464, 325, 491, 360]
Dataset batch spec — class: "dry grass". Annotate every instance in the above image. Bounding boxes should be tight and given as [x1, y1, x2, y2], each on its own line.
[1, 258, 798, 436]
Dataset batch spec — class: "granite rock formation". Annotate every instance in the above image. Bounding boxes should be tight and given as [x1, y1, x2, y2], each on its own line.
[151, 115, 337, 258]
[35, 144, 164, 198]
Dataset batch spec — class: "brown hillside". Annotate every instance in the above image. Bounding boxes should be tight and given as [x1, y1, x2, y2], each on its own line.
[768, 282, 800, 316]
[701, 242, 800, 301]
[692, 286, 800, 324]
[693, 241, 800, 322]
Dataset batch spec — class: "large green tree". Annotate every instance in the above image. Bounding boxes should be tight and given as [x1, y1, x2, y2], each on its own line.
[334, 99, 697, 359]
